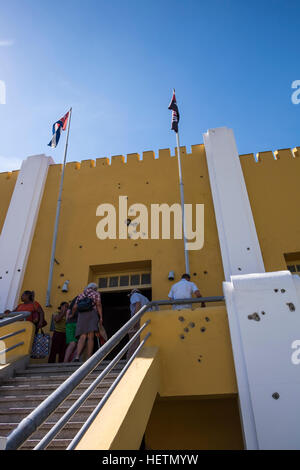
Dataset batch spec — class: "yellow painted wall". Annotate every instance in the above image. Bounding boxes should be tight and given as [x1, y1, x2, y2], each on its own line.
[142, 306, 237, 397]
[0, 320, 35, 364]
[76, 303, 240, 450]
[0, 170, 18, 234]
[2, 143, 300, 354]
[240, 147, 300, 271]
[145, 396, 244, 450]
[19, 145, 224, 329]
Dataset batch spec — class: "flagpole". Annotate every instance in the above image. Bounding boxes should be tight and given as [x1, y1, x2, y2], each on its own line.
[175, 129, 190, 275]
[46, 107, 72, 307]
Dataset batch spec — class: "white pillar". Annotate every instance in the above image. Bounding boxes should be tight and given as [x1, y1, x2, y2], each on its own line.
[203, 127, 265, 280]
[224, 271, 300, 449]
[0, 154, 53, 311]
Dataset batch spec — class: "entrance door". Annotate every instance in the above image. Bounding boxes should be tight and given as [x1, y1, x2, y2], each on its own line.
[101, 288, 152, 360]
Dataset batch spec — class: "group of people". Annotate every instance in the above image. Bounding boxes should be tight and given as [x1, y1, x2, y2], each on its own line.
[49, 282, 105, 363]
[5, 273, 204, 364]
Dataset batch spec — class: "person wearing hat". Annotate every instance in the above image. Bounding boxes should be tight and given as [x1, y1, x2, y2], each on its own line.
[48, 301, 69, 363]
[72, 283, 103, 362]
[127, 289, 150, 360]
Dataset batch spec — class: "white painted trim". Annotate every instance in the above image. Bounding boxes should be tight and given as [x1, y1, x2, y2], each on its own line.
[203, 127, 265, 280]
[223, 281, 258, 449]
[224, 271, 300, 449]
[0, 155, 53, 311]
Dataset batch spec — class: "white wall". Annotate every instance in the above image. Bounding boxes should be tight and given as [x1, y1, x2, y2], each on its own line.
[203, 127, 265, 280]
[224, 271, 300, 449]
[0, 154, 53, 311]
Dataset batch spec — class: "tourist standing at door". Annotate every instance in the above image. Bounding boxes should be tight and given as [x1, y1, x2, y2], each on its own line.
[73, 283, 103, 362]
[127, 289, 150, 360]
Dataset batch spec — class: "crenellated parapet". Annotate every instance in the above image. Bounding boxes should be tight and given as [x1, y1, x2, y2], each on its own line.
[58, 145, 203, 172]
[239, 147, 300, 165]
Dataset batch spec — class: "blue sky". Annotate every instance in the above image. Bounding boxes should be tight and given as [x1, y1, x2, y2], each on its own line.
[0, 0, 299, 171]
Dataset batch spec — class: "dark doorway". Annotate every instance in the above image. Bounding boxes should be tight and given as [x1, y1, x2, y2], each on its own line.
[99, 288, 152, 360]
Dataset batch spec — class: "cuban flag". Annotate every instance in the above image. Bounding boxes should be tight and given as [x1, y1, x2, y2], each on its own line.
[48, 111, 70, 148]
[168, 89, 180, 133]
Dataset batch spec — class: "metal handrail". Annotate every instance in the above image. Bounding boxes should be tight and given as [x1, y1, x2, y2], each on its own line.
[67, 332, 152, 450]
[34, 321, 151, 450]
[0, 342, 25, 355]
[0, 329, 26, 341]
[4, 296, 224, 450]
[0, 312, 31, 327]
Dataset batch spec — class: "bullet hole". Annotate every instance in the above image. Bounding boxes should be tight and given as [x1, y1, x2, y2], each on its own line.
[114, 246, 117, 250]
[201, 327, 206, 333]
[274, 289, 279, 293]
[17, 269, 21, 272]
[126, 219, 132, 226]
[248, 313, 260, 321]
[146, 182, 149, 184]
[200, 176, 204, 178]
[205, 317, 210, 322]
[238, 267, 242, 271]
[180, 335, 185, 340]
[287, 303, 296, 312]
[58, 286, 61, 289]
[198, 359, 201, 363]
[0, 277, 2, 279]
[261, 311, 266, 315]
[193, 273, 197, 276]
[204, 271, 208, 275]
[79, 245, 83, 249]
[247, 247, 250, 251]
[184, 327, 189, 333]
[21, 182, 23, 185]
[60, 274, 64, 277]
[189, 322, 195, 328]
[272, 393, 280, 400]
[178, 316, 185, 322]
[281, 289, 286, 293]
[6, 271, 8, 274]
[134, 244, 138, 247]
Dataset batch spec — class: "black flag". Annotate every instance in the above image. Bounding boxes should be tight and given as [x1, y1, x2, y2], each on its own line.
[168, 89, 180, 133]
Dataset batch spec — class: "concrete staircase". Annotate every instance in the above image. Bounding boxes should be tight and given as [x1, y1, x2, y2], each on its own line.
[0, 360, 126, 450]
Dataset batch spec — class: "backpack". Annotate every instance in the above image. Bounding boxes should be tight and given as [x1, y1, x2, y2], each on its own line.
[77, 296, 94, 312]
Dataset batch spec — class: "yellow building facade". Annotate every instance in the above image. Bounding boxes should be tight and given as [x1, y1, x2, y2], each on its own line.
[1, 128, 300, 450]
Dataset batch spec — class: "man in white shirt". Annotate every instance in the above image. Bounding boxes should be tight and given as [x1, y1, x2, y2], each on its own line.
[127, 289, 150, 360]
[168, 274, 205, 310]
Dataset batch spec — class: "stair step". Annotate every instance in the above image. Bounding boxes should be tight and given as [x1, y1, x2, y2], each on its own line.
[0, 381, 112, 396]
[4, 372, 120, 384]
[0, 421, 84, 439]
[0, 391, 106, 408]
[0, 405, 96, 423]
[0, 359, 126, 449]
[20, 438, 72, 450]
[22, 363, 126, 375]
[27, 360, 127, 369]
